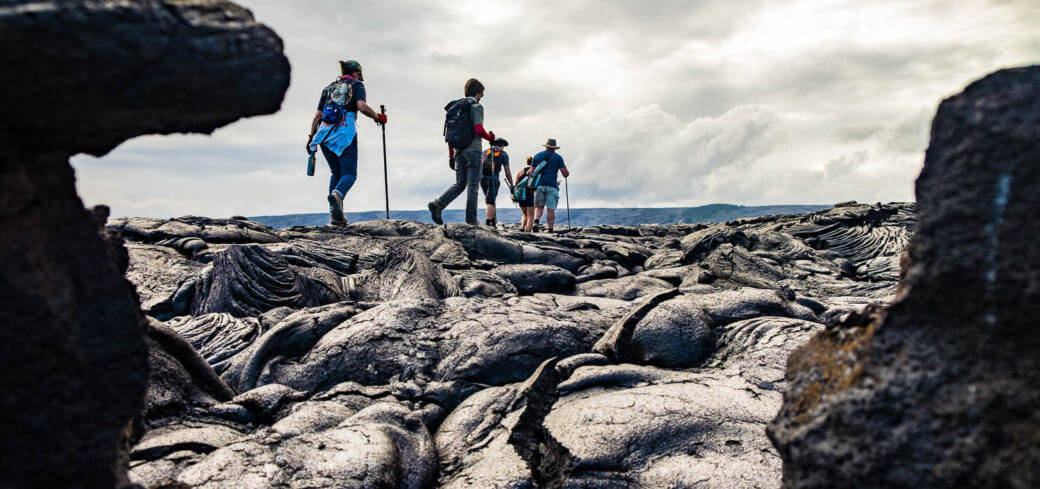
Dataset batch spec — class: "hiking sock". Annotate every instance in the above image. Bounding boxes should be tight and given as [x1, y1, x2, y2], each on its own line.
[486, 218, 493, 226]
[491, 218, 497, 226]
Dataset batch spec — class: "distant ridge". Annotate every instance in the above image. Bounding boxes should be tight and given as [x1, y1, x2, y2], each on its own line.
[250, 204, 832, 229]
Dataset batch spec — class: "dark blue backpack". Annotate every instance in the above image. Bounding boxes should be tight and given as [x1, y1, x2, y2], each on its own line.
[443, 98, 475, 150]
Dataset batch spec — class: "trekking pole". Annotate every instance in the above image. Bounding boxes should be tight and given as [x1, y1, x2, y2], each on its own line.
[565, 177, 571, 230]
[380, 105, 390, 220]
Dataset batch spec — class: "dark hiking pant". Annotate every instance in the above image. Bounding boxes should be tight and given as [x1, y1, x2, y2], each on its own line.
[435, 150, 481, 225]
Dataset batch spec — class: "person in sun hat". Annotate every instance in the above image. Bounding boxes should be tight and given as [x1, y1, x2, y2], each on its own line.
[529, 138, 569, 233]
[306, 60, 387, 226]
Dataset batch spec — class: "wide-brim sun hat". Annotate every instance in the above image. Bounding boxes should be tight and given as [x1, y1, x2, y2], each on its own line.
[543, 138, 560, 149]
[493, 138, 509, 147]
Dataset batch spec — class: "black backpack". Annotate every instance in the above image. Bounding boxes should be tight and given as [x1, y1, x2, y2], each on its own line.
[444, 98, 475, 150]
[481, 149, 499, 176]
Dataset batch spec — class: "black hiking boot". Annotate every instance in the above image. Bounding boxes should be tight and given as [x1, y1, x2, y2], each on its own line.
[428, 201, 444, 225]
[328, 191, 346, 226]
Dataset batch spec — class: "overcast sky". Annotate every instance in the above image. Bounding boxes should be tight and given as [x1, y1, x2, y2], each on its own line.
[72, 0, 1039, 218]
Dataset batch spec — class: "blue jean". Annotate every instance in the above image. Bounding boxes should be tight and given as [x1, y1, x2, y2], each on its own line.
[321, 136, 358, 198]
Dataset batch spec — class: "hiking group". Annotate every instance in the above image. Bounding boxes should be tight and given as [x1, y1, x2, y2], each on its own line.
[307, 61, 570, 232]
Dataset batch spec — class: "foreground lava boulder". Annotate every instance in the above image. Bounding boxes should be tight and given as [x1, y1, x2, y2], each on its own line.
[0, 1, 289, 488]
[769, 66, 1040, 488]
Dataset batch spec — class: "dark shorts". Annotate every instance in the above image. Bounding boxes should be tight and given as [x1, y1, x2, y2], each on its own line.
[480, 175, 500, 205]
[518, 188, 535, 208]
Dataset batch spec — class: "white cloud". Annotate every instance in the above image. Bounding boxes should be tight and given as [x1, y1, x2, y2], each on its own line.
[553, 105, 785, 206]
[70, 0, 1040, 218]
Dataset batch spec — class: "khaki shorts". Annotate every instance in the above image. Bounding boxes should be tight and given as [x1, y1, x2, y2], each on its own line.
[534, 186, 560, 209]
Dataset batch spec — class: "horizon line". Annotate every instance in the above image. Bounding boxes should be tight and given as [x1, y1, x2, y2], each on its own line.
[245, 202, 855, 219]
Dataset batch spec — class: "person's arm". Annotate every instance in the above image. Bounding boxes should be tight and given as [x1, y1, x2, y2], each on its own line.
[353, 82, 385, 124]
[473, 124, 495, 142]
[561, 166, 570, 178]
[307, 111, 322, 151]
[471, 103, 494, 142]
[356, 100, 385, 124]
[309, 87, 327, 151]
[503, 164, 514, 187]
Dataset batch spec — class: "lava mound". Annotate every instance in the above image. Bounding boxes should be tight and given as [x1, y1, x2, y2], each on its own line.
[117, 203, 914, 488]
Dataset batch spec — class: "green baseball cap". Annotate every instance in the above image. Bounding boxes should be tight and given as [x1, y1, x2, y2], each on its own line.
[339, 60, 363, 74]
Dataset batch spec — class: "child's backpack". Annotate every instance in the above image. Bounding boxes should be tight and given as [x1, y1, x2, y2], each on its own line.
[444, 98, 476, 150]
[321, 78, 355, 125]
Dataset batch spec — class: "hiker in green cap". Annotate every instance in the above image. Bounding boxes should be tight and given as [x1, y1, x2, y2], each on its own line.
[429, 78, 500, 226]
[307, 60, 387, 226]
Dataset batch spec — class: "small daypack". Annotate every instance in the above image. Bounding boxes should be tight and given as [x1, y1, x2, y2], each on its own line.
[444, 98, 475, 150]
[513, 167, 532, 200]
[527, 161, 548, 189]
[321, 78, 355, 125]
[514, 176, 529, 200]
[482, 149, 502, 176]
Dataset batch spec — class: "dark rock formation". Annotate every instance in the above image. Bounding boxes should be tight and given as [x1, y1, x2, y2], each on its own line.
[114, 196, 915, 487]
[593, 288, 681, 362]
[152, 244, 346, 319]
[0, 1, 289, 487]
[110, 217, 284, 249]
[177, 402, 437, 489]
[146, 320, 236, 406]
[166, 313, 261, 373]
[1, 1, 290, 156]
[770, 66, 1040, 489]
[493, 264, 577, 295]
[351, 243, 460, 301]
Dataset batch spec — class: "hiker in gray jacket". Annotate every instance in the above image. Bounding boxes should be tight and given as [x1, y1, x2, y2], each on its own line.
[429, 79, 499, 225]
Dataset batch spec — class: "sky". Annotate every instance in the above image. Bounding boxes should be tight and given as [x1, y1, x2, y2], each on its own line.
[71, 0, 1040, 218]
